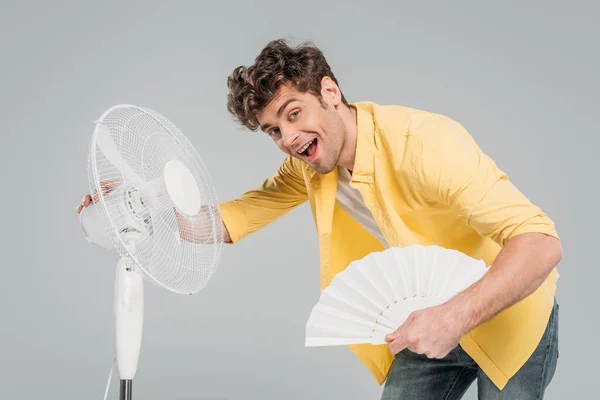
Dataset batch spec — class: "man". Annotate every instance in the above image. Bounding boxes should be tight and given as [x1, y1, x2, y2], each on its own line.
[77, 39, 562, 399]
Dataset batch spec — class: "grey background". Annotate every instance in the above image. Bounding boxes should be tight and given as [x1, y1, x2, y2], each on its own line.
[1, 1, 597, 399]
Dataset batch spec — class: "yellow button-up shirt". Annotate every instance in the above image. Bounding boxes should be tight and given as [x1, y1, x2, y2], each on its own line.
[219, 101, 560, 390]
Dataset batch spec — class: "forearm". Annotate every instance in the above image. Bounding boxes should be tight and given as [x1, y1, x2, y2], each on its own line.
[175, 206, 232, 244]
[449, 232, 562, 333]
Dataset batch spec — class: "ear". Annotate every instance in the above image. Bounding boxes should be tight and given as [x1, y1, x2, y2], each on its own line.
[320, 76, 342, 106]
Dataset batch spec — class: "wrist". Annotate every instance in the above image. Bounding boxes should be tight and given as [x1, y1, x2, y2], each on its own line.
[445, 291, 480, 335]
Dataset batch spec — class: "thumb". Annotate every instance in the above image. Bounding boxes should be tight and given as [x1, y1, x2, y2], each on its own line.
[386, 322, 406, 342]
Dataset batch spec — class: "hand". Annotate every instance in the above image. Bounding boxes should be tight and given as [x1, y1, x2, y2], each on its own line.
[385, 302, 471, 359]
[75, 180, 121, 213]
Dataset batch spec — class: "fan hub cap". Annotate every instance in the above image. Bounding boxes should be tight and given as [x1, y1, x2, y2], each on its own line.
[163, 159, 202, 217]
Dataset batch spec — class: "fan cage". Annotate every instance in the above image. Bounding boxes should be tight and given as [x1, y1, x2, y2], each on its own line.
[86, 104, 224, 294]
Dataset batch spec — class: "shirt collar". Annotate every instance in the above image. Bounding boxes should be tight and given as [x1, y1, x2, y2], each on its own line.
[349, 102, 376, 184]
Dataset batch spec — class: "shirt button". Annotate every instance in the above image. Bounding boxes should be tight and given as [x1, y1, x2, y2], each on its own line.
[367, 176, 373, 181]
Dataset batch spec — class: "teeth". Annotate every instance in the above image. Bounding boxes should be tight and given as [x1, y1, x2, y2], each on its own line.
[297, 139, 315, 154]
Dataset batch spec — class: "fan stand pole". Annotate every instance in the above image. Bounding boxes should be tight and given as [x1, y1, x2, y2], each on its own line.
[120, 379, 133, 400]
[114, 256, 144, 400]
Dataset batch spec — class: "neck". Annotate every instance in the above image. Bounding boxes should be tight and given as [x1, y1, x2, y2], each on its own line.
[337, 104, 358, 172]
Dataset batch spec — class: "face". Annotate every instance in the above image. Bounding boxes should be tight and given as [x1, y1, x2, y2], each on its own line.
[257, 78, 347, 174]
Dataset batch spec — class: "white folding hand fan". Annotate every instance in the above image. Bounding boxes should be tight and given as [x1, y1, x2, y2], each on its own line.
[304, 245, 489, 346]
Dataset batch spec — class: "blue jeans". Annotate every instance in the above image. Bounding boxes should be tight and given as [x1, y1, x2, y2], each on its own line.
[381, 299, 559, 400]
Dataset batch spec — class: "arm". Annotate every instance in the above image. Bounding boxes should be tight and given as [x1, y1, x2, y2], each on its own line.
[387, 118, 562, 356]
[176, 205, 232, 244]
[415, 118, 562, 329]
[215, 155, 309, 244]
[456, 232, 561, 333]
[176, 156, 308, 244]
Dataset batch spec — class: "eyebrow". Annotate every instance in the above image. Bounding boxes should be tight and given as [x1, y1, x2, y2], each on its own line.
[260, 98, 299, 132]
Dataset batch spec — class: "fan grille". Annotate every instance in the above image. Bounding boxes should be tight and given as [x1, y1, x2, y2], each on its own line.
[87, 105, 224, 294]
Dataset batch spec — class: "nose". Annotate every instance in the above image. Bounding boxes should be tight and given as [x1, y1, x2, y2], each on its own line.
[281, 128, 300, 150]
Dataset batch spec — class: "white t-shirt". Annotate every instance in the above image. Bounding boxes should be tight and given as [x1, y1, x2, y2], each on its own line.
[335, 166, 389, 248]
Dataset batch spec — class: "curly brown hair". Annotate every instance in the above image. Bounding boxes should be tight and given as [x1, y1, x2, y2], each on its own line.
[226, 39, 349, 131]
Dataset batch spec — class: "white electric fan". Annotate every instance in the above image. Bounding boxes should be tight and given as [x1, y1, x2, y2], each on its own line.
[79, 104, 224, 399]
[304, 244, 489, 346]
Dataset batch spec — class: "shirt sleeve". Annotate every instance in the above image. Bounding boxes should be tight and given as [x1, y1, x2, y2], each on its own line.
[218, 156, 309, 243]
[410, 117, 560, 247]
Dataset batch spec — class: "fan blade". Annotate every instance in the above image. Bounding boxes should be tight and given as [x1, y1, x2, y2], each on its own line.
[381, 298, 415, 327]
[96, 123, 146, 186]
[320, 286, 398, 330]
[389, 247, 417, 298]
[305, 303, 393, 346]
[336, 262, 390, 311]
[355, 252, 396, 305]
[305, 324, 372, 346]
[305, 303, 391, 346]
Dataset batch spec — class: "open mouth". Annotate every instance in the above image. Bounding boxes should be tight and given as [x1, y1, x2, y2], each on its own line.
[297, 138, 318, 160]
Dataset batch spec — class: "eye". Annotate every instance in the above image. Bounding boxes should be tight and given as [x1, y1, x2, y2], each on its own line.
[269, 128, 280, 136]
[290, 110, 300, 120]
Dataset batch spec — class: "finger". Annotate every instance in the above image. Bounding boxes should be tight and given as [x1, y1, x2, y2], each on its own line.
[388, 335, 409, 355]
[386, 331, 397, 342]
[107, 180, 121, 189]
[76, 204, 83, 213]
[101, 180, 120, 194]
[82, 195, 92, 207]
[386, 321, 408, 342]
